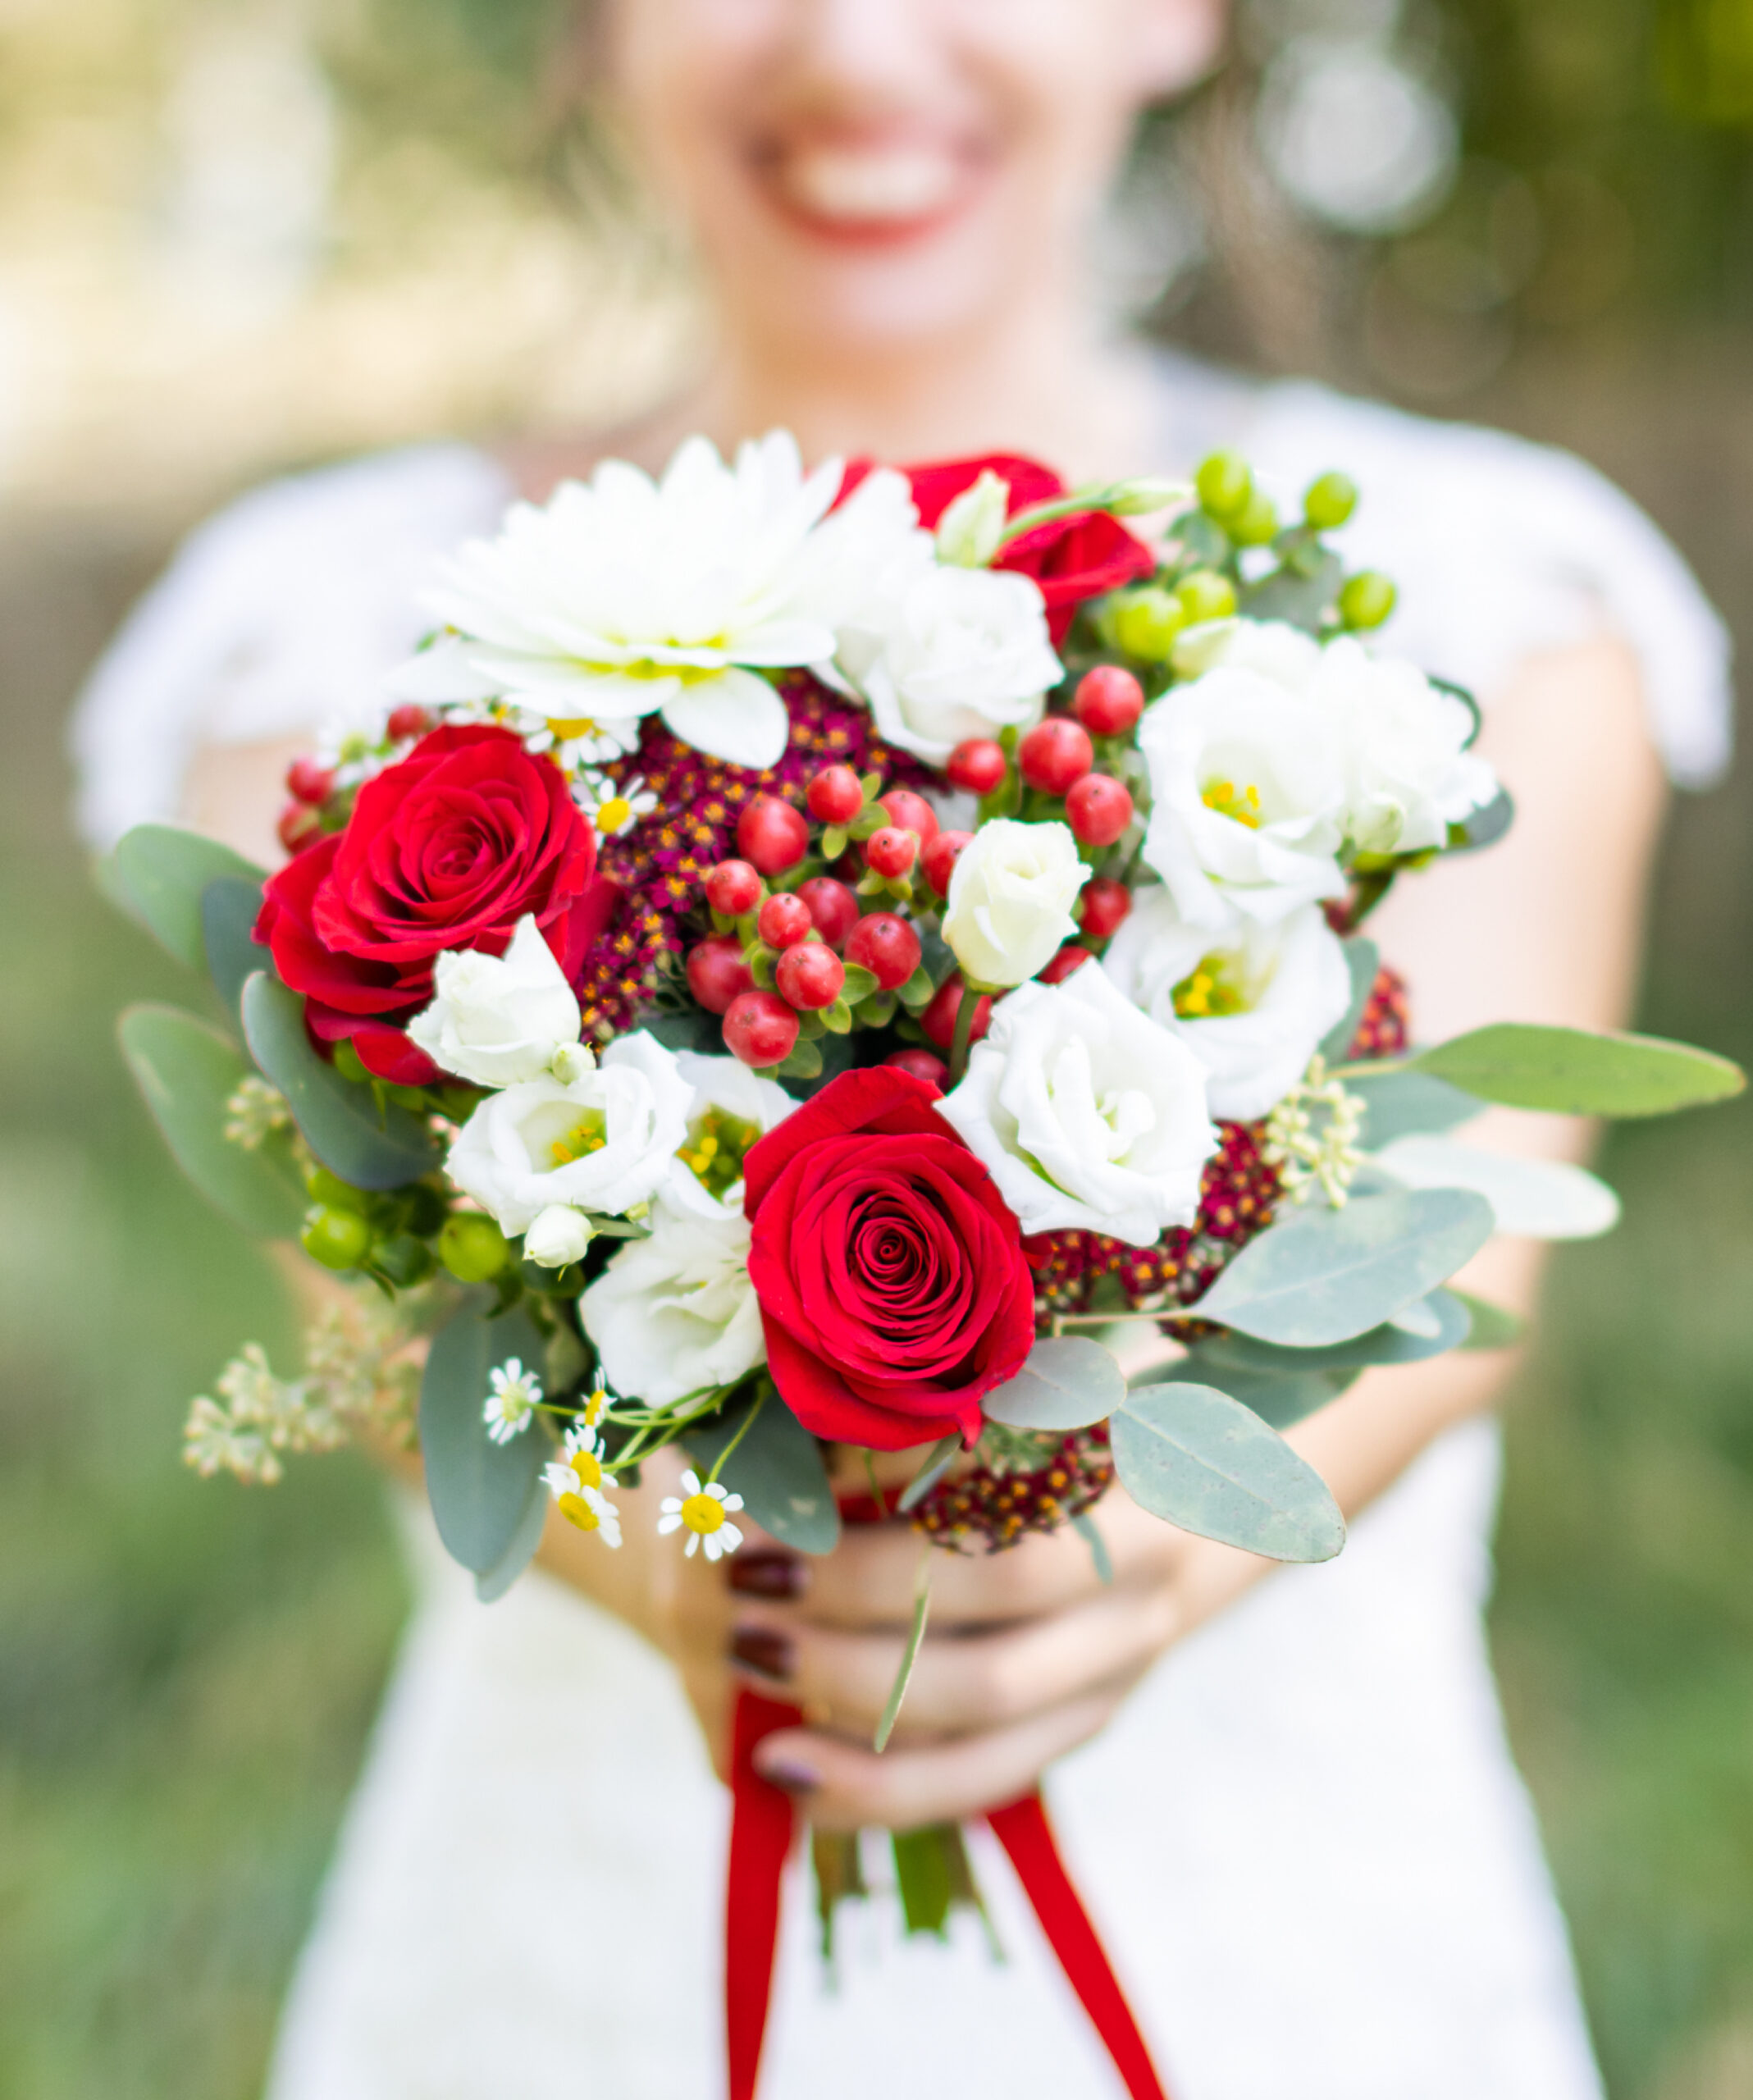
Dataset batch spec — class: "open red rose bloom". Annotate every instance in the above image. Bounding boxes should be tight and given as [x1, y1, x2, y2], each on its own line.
[743, 1066, 1036, 1449]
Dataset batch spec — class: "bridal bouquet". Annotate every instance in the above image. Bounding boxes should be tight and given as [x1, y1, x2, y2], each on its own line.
[108, 433, 1739, 2098]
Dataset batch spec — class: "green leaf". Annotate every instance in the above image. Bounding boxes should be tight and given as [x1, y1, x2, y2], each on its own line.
[838, 963, 880, 1005]
[1135, 1354, 1354, 1431]
[1198, 1286, 1472, 1374]
[473, 1470, 550, 1602]
[200, 875, 266, 1028]
[981, 1337, 1125, 1431]
[1451, 1290, 1525, 1349]
[892, 1826, 956, 1937]
[1347, 1066, 1479, 1148]
[642, 1007, 722, 1057]
[822, 998, 853, 1035]
[821, 824, 848, 861]
[110, 824, 267, 971]
[1197, 1189, 1495, 1346]
[1372, 1135, 1620, 1239]
[1239, 545, 1341, 632]
[241, 971, 440, 1191]
[1111, 1381, 1345, 1561]
[418, 1300, 549, 1576]
[684, 1390, 839, 1554]
[897, 966, 937, 1013]
[1445, 785, 1514, 853]
[1071, 1509, 1114, 1585]
[1317, 936, 1380, 1066]
[874, 1578, 931, 1751]
[774, 1035, 824, 1081]
[1411, 1023, 1746, 1118]
[117, 1004, 307, 1237]
[897, 1432, 962, 1514]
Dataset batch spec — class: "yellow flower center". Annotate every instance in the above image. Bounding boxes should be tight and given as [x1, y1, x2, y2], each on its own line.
[1201, 778, 1263, 829]
[548, 716, 599, 739]
[550, 1108, 609, 1166]
[680, 1491, 725, 1536]
[595, 796, 633, 833]
[568, 1449, 603, 1492]
[558, 1492, 600, 1532]
[677, 1108, 761, 1201]
[584, 1386, 608, 1427]
[1171, 956, 1249, 1020]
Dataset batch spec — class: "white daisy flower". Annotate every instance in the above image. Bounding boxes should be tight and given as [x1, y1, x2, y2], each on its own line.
[656, 1468, 746, 1561]
[573, 774, 659, 838]
[483, 1358, 543, 1444]
[557, 719, 644, 769]
[545, 1423, 623, 1546]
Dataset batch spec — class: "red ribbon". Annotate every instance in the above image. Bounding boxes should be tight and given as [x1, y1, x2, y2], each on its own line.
[725, 1686, 1171, 2100]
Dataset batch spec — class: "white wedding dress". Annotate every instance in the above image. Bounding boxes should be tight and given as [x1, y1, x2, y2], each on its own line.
[73, 357, 1731, 2100]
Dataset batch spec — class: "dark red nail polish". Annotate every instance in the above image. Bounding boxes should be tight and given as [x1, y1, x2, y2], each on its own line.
[731, 1625, 795, 1683]
[728, 1550, 805, 1600]
[756, 1755, 819, 1795]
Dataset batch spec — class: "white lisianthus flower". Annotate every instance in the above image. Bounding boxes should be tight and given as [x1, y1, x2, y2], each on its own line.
[407, 915, 582, 1089]
[523, 1203, 596, 1269]
[665, 1052, 793, 1220]
[391, 434, 925, 771]
[582, 1194, 765, 1411]
[1102, 888, 1354, 1121]
[937, 962, 1217, 1246]
[856, 565, 1061, 765]
[942, 819, 1084, 989]
[445, 1031, 692, 1235]
[1138, 662, 1348, 930]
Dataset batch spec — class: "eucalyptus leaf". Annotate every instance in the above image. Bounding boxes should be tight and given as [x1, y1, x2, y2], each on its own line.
[683, 1390, 839, 1554]
[1446, 785, 1514, 854]
[1317, 936, 1380, 1066]
[118, 1004, 306, 1237]
[1111, 1381, 1345, 1561]
[982, 1337, 1125, 1431]
[1197, 1189, 1494, 1346]
[473, 1470, 550, 1602]
[1372, 1135, 1621, 1239]
[200, 876, 267, 1028]
[1196, 1286, 1472, 1374]
[419, 1301, 548, 1575]
[241, 971, 439, 1190]
[1345, 1067, 1479, 1148]
[1071, 1510, 1114, 1585]
[1411, 1023, 1745, 1118]
[1240, 546, 1342, 632]
[1451, 1291, 1525, 1349]
[1134, 1354, 1354, 1431]
[111, 824, 267, 971]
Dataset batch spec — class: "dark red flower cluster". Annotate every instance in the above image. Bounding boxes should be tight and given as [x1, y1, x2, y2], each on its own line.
[1347, 964, 1411, 1060]
[912, 1424, 1115, 1554]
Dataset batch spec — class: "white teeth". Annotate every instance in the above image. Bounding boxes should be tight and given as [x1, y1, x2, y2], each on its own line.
[776, 145, 963, 225]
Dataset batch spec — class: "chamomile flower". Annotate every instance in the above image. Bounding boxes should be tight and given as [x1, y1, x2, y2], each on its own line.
[483, 1358, 543, 1444]
[573, 773, 659, 838]
[657, 1469, 745, 1561]
[556, 719, 644, 769]
[545, 1424, 624, 1545]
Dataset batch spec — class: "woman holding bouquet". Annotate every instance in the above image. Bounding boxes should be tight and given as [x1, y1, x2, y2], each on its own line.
[73, 1, 1729, 2094]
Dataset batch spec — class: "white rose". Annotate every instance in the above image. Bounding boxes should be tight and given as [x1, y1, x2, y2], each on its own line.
[407, 915, 582, 1089]
[941, 819, 1084, 989]
[581, 1196, 765, 1409]
[445, 1030, 692, 1235]
[1137, 664, 1348, 930]
[523, 1203, 596, 1268]
[858, 565, 1061, 765]
[1102, 888, 1354, 1121]
[664, 1052, 794, 1221]
[937, 961, 1217, 1246]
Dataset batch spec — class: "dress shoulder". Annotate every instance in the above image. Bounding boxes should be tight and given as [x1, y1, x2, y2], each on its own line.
[68, 442, 513, 847]
[1244, 380, 1733, 788]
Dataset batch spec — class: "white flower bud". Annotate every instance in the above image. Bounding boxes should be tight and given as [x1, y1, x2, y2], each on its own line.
[409, 916, 582, 1089]
[523, 1204, 596, 1267]
[934, 469, 1011, 567]
[941, 819, 1084, 989]
[1105, 476, 1193, 516]
[550, 1041, 595, 1085]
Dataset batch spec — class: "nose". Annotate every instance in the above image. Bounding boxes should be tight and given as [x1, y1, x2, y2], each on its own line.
[778, 0, 943, 108]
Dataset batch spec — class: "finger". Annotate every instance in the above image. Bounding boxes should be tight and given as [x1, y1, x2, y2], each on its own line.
[752, 1691, 1122, 1832]
[731, 1580, 1176, 1735]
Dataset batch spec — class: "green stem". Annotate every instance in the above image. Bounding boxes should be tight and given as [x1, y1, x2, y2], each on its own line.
[707, 1385, 767, 1485]
[946, 979, 979, 1089]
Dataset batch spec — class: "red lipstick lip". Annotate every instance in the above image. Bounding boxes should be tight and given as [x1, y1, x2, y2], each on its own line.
[746, 132, 990, 250]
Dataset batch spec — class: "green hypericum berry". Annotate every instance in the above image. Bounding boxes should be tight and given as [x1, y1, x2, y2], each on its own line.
[1303, 472, 1358, 531]
[1112, 586, 1187, 662]
[1338, 570, 1397, 631]
[304, 1163, 367, 1212]
[1176, 569, 1239, 623]
[1195, 450, 1252, 518]
[1230, 490, 1280, 547]
[438, 1212, 512, 1283]
[302, 1205, 373, 1271]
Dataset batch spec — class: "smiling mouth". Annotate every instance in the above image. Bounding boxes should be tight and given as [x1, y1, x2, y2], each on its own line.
[755, 136, 984, 240]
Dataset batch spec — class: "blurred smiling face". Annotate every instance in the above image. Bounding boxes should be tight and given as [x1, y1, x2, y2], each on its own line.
[605, 0, 1224, 357]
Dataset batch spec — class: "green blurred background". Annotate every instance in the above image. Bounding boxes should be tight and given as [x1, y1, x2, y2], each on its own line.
[2, 2, 1751, 2093]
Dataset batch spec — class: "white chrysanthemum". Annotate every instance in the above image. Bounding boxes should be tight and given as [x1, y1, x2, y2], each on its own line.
[390, 433, 925, 771]
[657, 1469, 746, 1561]
[483, 1358, 543, 1444]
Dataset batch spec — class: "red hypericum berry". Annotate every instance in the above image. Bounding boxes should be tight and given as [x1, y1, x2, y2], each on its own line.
[878, 788, 939, 846]
[703, 859, 764, 917]
[806, 765, 865, 825]
[386, 703, 432, 742]
[1039, 944, 1093, 986]
[797, 876, 859, 948]
[687, 935, 756, 1016]
[886, 1048, 949, 1089]
[285, 756, 335, 806]
[276, 801, 321, 853]
[864, 826, 918, 879]
[946, 738, 1009, 796]
[845, 912, 922, 991]
[1065, 772, 1134, 848]
[723, 991, 799, 1068]
[1077, 877, 1132, 941]
[776, 942, 845, 1011]
[737, 794, 810, 875]
[920, 975, 993, 1052]
[1074, 665, 1145, 737]
[1018, 717, 1094, 795]
[921, 829, 973, 898]
[757, 892, 813, 949]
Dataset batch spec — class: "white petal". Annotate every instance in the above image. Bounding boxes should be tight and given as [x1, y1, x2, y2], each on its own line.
[660, 668, 792, 769]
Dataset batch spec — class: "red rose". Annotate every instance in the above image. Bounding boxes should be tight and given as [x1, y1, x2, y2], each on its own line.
[743, 1067, 1035, 1450]
[254, 724, 613, 1083]
[843, 453, 1154, 644]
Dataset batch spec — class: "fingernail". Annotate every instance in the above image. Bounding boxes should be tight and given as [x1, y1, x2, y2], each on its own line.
[731, 1625, 796, 1684]
[756, 1752, 819, 1795]
[728, 1551, 805, 1600]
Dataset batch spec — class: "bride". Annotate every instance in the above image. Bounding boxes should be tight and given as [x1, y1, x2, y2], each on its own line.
[73, 2, 1729, 2093]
